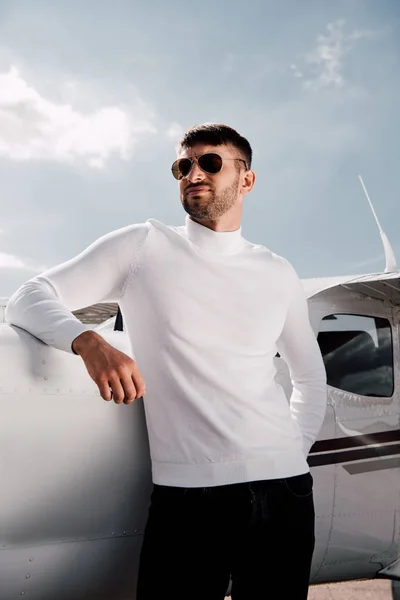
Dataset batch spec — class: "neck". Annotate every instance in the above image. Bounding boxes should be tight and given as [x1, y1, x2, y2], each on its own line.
[184, 214, 244, 255]
[189, 215, 241, 232]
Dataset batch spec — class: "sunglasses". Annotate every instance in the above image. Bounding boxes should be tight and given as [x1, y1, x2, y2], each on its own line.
[171, 152, 248, 180]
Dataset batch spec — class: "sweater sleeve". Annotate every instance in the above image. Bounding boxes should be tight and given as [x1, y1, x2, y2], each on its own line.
[276, 261, 327, 457]
[5, 222, 150, 354]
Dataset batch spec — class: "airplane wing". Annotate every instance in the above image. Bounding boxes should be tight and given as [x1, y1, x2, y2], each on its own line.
[302, 271, 400, 304]
[71, 302, 119, 324]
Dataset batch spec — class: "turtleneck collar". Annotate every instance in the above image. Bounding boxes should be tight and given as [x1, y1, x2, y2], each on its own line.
[185, 214, 245, 256]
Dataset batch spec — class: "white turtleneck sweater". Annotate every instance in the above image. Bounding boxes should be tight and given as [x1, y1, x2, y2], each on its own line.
[5, 215, 327, 487]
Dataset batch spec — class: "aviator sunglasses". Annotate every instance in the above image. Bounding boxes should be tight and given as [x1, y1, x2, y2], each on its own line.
[171, 153, 248, 180]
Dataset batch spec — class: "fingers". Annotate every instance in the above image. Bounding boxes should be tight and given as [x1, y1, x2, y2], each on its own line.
[106, 375, 135, 405]
[98, 373, 146, 404]
[98, 377, 113, 402]
[91, 354, 146, 405]
[98, 375, 134, 404]
[109, 377, 128, 404]
[131, 367, 146, 400]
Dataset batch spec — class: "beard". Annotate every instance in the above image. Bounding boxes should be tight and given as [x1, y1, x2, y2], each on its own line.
[181, 174, 240, 221]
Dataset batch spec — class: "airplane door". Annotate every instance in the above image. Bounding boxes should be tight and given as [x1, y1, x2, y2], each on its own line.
[312, 304, 400, 583]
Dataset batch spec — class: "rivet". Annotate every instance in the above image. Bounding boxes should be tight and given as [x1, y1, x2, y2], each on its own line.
[112, 532, 115, 536]
[57, 389, 60, 393]
[29, 557, 34, 562]
[123, 531, 127, 535]
[26, 574, 31, 579]
[134, 529, 138, 533]
[42, 360, 46, 365]
[44, 376, 48, 380]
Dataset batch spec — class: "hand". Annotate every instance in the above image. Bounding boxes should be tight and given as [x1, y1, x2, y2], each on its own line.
[72, 331, 146, 404]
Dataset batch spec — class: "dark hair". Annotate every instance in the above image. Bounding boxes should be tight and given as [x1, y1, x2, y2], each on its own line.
[177, 123, 252, 169]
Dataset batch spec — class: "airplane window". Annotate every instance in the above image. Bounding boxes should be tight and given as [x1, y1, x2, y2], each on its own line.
[317, 314, 394, 397]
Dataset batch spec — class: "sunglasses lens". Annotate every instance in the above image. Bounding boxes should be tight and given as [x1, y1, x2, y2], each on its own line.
[199, 153, 223, 174]
[171, 158, 192, 180]
[171, 153, 223, 179]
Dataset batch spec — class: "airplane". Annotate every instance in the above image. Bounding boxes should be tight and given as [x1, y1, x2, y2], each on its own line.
[0, 175, 399, 599]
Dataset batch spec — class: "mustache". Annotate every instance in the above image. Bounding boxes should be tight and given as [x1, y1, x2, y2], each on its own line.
[185, 184, 212, 193]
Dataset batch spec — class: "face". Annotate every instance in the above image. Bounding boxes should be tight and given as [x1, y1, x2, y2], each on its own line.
[176, 144, 248, 221]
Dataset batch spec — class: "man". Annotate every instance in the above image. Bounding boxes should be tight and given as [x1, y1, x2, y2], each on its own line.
[5, 123, 327, 599]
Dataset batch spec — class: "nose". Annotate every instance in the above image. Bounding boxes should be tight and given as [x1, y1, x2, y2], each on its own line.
[186, 160, 205, 183]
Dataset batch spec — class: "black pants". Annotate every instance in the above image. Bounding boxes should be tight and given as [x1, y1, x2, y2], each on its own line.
[137, 473, 315, 599]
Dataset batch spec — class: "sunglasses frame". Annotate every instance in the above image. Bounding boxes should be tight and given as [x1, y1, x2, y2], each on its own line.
[171, 152, 248, 180]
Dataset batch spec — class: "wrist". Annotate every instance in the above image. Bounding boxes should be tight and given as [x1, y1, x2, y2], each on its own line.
[72, 330, 104, 356]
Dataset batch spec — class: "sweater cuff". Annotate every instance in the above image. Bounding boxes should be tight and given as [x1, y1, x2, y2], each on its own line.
[53, 319, 94, 354]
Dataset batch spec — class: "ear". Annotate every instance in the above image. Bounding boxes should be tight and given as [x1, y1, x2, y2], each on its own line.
[241, 170, 256, 195]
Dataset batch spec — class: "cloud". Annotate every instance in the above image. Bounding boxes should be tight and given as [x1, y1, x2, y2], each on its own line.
[0, 66, 157, 168]
[0, 252, 49, 271]
[292, 20, 377, 91]
[289, 64, 303, 79]
[0, 253, 27, 269]
[166, 122, 184, 141]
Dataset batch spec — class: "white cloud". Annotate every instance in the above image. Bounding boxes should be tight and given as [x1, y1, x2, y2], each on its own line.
[0, 253, 26, 269]
[293, 20, 377, 91]
[0, 66, 157, 168]
[290, 64, 303, 79]
[0, 251, 48, 271]
[166, 122, 184, 141]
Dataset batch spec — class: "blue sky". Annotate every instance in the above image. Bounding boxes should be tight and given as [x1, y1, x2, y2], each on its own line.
[0, 0, 399, 296]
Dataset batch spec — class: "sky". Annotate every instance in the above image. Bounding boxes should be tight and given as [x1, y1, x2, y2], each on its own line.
[0, 0, 399, 297]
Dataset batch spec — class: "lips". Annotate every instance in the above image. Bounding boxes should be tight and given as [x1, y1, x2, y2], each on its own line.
[186, 187, 209, 195]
